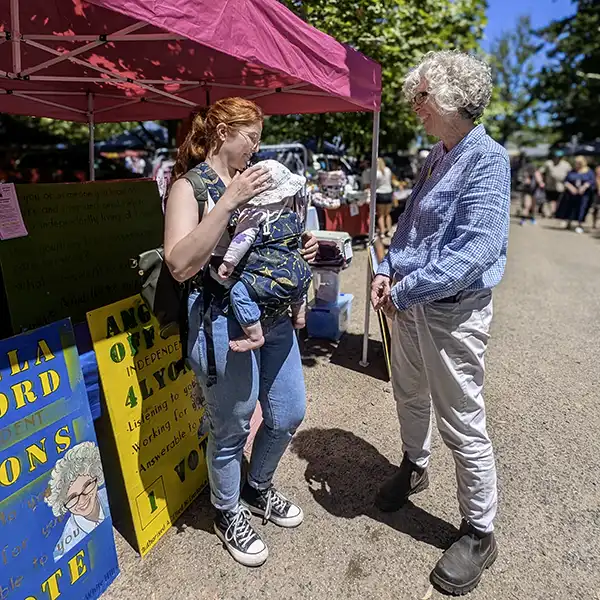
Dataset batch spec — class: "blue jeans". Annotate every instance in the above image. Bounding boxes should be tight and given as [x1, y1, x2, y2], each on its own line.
[230, 281, 261, 326]
[187, 290, 306, 511]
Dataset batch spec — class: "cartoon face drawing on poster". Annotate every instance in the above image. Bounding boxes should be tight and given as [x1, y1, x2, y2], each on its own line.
[44, 441, 110, 562]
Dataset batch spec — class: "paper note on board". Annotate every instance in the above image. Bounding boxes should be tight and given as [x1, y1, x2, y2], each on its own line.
[0, 183, 28, 239]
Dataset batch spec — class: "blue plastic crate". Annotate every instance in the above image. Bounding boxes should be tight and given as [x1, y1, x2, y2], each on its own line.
[73, 321, 102, 421]
[306, 293, 354, 341]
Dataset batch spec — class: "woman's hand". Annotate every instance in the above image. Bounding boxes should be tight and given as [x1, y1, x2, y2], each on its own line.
[371, 274, 391, 311]
[222, 165, 272, 211]
[300, 232, 319, 263]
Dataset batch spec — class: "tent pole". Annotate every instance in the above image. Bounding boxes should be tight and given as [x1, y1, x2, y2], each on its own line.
[10, 0, 21, 73]
[360, 110, 380, 368]
[88, 92, 95, 181]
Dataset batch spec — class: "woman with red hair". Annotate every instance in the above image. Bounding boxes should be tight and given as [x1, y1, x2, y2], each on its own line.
[164, 97, 317, 567]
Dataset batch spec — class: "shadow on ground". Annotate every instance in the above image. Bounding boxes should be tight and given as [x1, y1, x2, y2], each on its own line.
[172, 455, 259, 536]
[300, 332, 389, 381]
[172, 487, 215, 535]
[290, 427, 458, 550]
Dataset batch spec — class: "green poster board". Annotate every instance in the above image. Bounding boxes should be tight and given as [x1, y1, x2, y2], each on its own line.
[0, 180, 163, 333]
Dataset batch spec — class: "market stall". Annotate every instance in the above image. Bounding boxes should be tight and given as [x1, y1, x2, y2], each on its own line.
[1, 0, 383, 367]
[0, 0, 383, 582]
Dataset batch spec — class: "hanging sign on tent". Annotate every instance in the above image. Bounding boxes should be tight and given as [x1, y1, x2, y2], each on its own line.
[86, 295, 208, 557]
[0, 181, 163, 335]
[0, 319, 119, 600]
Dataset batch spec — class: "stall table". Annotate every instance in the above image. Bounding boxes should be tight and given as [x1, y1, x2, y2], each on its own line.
[323, 203, 370, 237]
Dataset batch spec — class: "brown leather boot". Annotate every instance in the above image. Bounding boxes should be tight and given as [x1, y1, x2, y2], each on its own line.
[375, 452, 429, 512]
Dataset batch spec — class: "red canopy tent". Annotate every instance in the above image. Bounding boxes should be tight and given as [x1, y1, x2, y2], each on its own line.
[0, 0, 382, 365]
[0, 0, 380, 119]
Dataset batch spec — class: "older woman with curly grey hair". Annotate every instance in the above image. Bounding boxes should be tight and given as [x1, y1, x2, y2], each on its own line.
[371, 51, 510, 595]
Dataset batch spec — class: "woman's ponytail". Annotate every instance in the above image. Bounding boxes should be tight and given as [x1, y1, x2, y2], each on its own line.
[173, 112, 209, 180]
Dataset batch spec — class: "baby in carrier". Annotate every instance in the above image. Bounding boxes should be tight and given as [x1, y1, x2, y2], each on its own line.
[217, 160, 312, 352]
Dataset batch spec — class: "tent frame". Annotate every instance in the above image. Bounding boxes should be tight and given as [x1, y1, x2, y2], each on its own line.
[2, 0, 381, 367]
[1, 2, 342, 120]
[361, 111, 380, 368]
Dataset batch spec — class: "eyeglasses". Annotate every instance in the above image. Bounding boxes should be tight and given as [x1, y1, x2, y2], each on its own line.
[411, 91, 429, 108]
[64, 478, 98, 510]
[238, 129, 261, 149]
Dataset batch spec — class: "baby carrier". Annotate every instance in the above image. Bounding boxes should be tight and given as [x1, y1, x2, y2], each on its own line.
[188, 163, 311, 387]
[238, 209, 312, 312]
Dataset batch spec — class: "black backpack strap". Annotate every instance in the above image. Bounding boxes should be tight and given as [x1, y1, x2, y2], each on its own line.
[175, 170, 209, 370]
[182, 169, 209, 218]
[202, 271, 219, 388]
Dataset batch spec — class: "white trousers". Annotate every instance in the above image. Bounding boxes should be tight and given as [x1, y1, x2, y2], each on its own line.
[390, 290, 497, 533]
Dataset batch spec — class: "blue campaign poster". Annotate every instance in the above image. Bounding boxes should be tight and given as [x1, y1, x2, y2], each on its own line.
[0, 319, 119, 600]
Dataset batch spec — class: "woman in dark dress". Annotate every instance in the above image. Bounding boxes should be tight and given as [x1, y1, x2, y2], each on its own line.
[556, 155, 596, 233]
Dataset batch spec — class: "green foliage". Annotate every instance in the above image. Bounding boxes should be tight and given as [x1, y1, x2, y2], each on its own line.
[0, 114, 135, 146]
[536, 0, 600, 141]
[265, 0, 487, 156]
[36, 118, 136, 143]
[482, 15, 541, 145]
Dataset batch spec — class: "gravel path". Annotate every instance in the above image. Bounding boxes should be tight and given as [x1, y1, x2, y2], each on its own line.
[102, 216, 600, 600]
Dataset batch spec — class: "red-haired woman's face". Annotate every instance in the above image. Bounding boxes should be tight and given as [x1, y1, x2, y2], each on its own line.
[217, 121, 262, 171]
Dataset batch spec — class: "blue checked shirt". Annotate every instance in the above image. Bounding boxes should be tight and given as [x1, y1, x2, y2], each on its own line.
[378, 125, 511, 310]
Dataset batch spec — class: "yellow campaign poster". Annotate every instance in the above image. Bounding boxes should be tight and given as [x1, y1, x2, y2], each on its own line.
[87, 295, 208, 556]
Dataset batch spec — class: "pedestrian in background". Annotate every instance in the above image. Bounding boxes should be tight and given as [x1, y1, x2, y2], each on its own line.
[362, 157, 394, 238]
[557, 155, 596, 233]
[538, 150, 571, 217]
[592, 165, 600, 230]
[517, 152, 543, 225]
[375, 158, 394, 238]
[371, 50, 509, 596]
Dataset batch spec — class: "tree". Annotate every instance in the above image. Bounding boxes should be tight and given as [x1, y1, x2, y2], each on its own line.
[0, 114, 136, 147]
[36, 118, 136, 143]
[482, 15, 541, 146]
[536, 0, 600, 142]
[265, 0, 487, 156]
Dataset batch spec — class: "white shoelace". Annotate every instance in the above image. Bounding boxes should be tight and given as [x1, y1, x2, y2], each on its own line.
[264, 488, 288, 523]
[225, 507, 256, 549]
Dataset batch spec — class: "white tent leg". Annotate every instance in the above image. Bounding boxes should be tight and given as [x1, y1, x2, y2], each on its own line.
[88, 93, 95, 181]
[10, 0, 21, 73]
[360, 110, 380, 368]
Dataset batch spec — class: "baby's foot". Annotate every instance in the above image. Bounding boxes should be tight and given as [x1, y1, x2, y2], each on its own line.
[292, 304, 307, 330]
[229, 322, 265, 352]
[229, 335, 265, 352]
[292, 314, 306, 330]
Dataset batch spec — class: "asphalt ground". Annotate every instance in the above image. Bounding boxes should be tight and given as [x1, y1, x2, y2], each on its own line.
[102, 213, 600, 600]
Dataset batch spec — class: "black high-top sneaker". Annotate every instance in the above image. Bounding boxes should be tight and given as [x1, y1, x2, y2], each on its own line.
[375, 451, 429, 512]
[214, 506, 268, 567]
[431, 520, 498, 595]
[240, 483, 304, 528]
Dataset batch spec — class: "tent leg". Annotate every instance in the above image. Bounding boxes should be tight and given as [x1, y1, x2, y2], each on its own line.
[88, 92, 95, 181]
[360, 110, 380, 368]
[10, 0, 21, 73]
